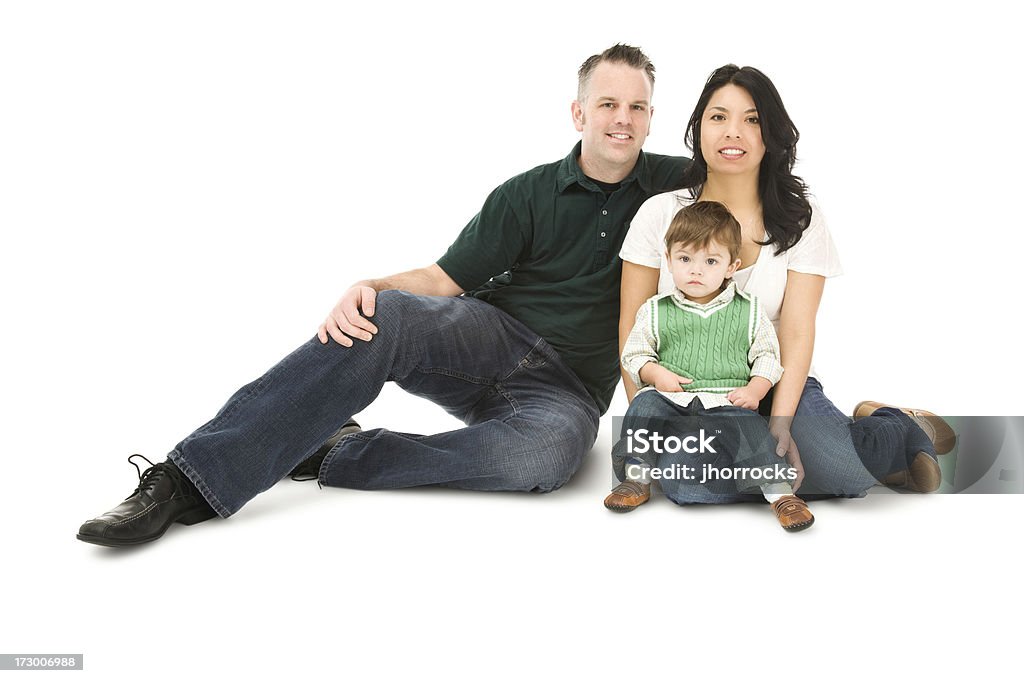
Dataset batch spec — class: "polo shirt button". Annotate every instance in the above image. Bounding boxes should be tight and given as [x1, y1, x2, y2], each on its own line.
[600, 232, 607, 238]
[601, 210, 608, 215]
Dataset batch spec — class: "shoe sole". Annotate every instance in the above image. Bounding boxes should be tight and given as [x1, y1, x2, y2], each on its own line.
[783, 518, 814, 532]
[853, 401, 957, 455]
[604, 501, 645, 512]
[76, 507, 215, 548]
[906, 452, 942, 493]
[879, 453, 942, 493]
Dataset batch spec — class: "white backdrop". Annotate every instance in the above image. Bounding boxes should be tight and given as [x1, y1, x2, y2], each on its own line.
[2, 1, 1021, 680]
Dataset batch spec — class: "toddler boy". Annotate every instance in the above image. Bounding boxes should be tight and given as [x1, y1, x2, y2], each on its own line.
[605, 201, 812, 530]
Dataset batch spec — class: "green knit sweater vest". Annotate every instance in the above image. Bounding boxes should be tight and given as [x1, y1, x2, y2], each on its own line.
[656, 294, 753, 393]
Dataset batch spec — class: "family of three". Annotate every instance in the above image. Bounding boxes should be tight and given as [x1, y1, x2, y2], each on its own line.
[77, 44, 955, 546]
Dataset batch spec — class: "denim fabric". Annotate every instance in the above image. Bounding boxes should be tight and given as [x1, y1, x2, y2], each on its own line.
[780, 376, 874, 498]
[613, 392, 788, 503]
[168, 291, 600, 518]
[788, 377, 935, 496]
[615, 378, 937, 505]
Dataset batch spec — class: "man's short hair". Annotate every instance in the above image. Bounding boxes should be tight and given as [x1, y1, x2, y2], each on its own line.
[577, 44, 655, 103]
[665, 201, 742, 262]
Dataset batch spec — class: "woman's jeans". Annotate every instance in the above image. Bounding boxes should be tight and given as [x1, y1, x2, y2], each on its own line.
[168, 291, 601, 518]
[615, 379, 935, 504]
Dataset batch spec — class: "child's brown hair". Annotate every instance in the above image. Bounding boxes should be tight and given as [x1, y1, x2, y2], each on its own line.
[664, 201, 742, 261]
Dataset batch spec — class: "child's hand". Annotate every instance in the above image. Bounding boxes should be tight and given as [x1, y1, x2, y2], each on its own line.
[654, 371, 692, 392]
[727, 377, 772, 411]
[641, 363, 693, 393]
[727, 385, 761, 411]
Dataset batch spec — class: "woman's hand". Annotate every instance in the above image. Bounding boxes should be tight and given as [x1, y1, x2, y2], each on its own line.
[769, 416, 805, 492]
[769, 272, 826, 493]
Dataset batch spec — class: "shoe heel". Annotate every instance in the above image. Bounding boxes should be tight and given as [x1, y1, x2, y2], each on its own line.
[927, 418, 956, 455]
[178, 507, 216, 526]
[907, 452, 942, 493]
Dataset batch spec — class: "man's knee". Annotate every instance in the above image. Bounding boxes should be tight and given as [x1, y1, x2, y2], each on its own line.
[371, 289, 420, 334]
[508, 453, 580, 493]
[504, 423, 593, 493]
[531, 452, 582, 493]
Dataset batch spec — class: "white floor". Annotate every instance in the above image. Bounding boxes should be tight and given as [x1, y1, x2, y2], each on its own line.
[7, 405, 1020, 682]
[4, 2, 1023, 680]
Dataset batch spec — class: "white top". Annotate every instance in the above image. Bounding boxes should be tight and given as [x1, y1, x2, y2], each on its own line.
[619, 191, 843, 379]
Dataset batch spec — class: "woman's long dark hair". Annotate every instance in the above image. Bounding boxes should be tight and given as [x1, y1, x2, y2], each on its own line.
[680, 64, 811, 255]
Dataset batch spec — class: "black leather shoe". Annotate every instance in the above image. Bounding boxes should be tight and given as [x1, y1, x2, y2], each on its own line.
[289, 420, 362, 481]
[77, 455, 217, 547]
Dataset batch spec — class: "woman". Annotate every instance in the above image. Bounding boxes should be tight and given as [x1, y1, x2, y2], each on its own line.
[617, 64, 954, 502]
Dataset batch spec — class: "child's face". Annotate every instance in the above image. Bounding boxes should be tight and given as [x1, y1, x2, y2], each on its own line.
[666, 239, 741, 304]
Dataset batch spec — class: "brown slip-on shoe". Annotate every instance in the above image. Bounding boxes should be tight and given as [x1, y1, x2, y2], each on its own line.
[770, 495, 814, 532]
[881, 451, 942, 493]
[604, 481, 651, 512]
[853, 400, 956, 455]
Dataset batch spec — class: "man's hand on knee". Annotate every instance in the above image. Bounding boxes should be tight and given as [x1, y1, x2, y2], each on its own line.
[317, 264, 463, 346]
[318, 283, 379, 347]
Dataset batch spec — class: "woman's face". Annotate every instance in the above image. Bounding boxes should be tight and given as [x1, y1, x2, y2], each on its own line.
[699, 83, 765, 179]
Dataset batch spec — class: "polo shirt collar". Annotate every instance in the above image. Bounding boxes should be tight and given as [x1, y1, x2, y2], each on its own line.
[556, 141, 652, 193]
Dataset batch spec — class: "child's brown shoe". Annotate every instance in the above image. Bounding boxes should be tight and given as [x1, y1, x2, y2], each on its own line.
[603, 481, 651, 512]
[771, 495, 814, 531]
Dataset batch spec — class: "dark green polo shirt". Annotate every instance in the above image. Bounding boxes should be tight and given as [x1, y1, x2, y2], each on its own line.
[437, 142, 689, 414]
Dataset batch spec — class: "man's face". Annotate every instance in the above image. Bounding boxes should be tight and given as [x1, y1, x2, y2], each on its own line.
[572, 61, 653, 180]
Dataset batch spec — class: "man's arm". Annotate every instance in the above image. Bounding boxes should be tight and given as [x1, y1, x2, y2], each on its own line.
[318, 263, 463, 346]
[319, 180, 525, 346]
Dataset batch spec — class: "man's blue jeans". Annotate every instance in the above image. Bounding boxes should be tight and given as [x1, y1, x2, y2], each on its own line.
[168, 291, 601, 518]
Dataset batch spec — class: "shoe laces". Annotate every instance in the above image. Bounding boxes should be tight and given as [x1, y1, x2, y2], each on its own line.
[127, 454, 190, 498]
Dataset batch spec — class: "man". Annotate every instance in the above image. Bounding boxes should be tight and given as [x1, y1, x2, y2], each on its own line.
[77, 44, 688, 547]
